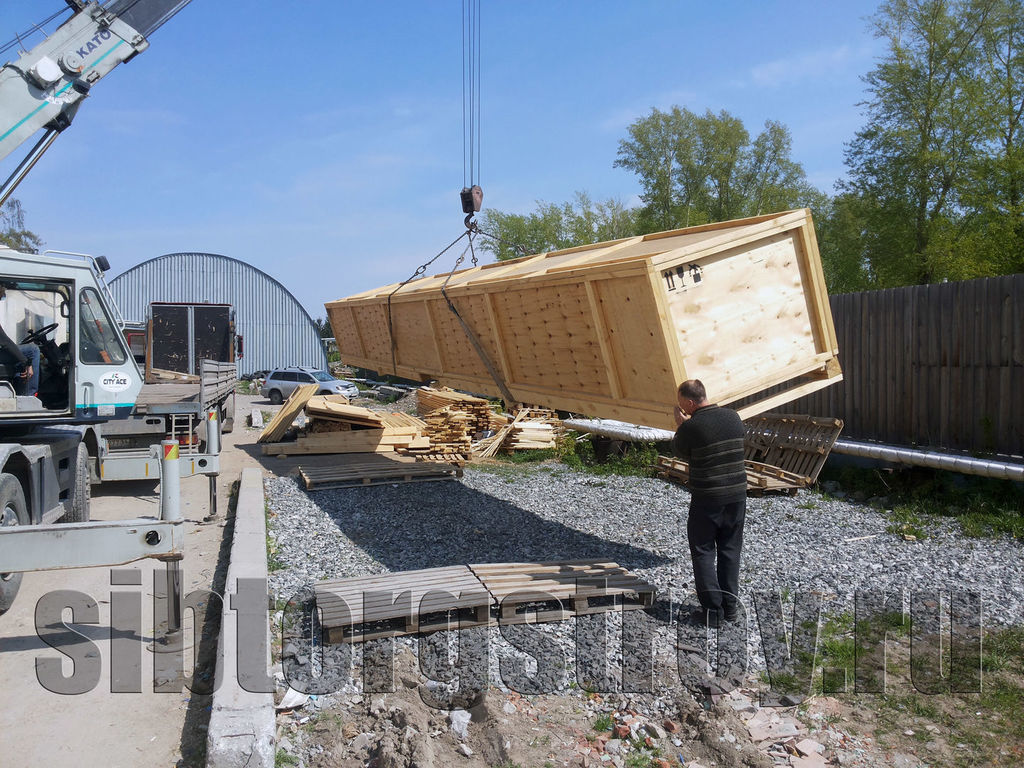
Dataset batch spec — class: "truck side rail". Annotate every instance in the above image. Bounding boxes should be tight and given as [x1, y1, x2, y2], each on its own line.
[200, 360, 237, 411]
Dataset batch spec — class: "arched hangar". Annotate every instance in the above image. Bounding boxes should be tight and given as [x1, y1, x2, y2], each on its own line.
[108, 252, 327, 377]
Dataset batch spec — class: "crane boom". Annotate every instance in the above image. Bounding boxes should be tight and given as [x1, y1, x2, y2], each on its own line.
[0, 0, 193, 195]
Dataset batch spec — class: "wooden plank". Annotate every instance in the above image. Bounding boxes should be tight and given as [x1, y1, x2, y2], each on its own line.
[305, 397, 384, 426]
[258, 384, 318, 443]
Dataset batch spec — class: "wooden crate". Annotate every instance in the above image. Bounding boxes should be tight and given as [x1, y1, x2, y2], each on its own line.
[326, 210, 841, 429]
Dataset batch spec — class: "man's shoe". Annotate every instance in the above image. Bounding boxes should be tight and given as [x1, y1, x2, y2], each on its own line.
[692, 607, 724, 628]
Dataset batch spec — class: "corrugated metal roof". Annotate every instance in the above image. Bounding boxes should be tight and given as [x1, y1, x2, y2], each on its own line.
[109, 252, 327, 376]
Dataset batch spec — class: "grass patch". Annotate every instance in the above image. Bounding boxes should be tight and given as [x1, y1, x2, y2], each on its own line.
[792, 617, 1024, 767]
[275, 751, 299, 767]
[555, 432, 664, 477]
[265, 499, 286, 572]
[592, 714, 613, 732]
[818, 465, 1024, 540]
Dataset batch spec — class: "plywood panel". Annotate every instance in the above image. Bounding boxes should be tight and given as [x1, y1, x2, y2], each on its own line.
[493, 285, 611, 396]
[592, 275, 672, 403]
[426, 294, 500, 379]
[330, 304, 364, 360]
[663, 232, 818, 403]
[388, 300, 441, 372]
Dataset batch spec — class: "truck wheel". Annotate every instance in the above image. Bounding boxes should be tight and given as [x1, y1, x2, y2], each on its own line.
[222, 393, 235, 434]
[268, 390, 283, 405]
[61, 443, 91, 524]
[0, 473, 29, 615]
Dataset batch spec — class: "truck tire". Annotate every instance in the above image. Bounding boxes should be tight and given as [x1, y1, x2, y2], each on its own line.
[268, 390, 283, 405]
[0, 473, 29, 615]
[222, 393, 235, 434]
[61, 443, 91, 524]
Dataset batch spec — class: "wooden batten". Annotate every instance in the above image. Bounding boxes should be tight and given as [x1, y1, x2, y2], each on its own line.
[326, 210, 842, 429]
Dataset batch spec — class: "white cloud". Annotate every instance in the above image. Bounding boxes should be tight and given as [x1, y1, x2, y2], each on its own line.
[750, 45, 868, 89]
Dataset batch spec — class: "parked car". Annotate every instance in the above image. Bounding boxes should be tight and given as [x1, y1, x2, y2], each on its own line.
[260, 366, 359, 404]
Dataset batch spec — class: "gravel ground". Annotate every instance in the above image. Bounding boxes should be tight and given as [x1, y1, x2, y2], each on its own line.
[265, 462, 1024, 693]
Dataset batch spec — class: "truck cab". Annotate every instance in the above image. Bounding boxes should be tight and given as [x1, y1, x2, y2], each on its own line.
[0, 247, 142, 425]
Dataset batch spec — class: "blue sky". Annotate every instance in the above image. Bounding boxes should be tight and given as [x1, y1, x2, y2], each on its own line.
[2, 0, 882, 321]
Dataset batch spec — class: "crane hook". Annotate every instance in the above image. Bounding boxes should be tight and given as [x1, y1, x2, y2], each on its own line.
[460, 185, 483, 230]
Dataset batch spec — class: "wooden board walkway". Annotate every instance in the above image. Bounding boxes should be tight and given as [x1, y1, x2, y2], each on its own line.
[298, 453, 463, 490]
[315, 566, 491, 643]
[314, 560, 655, 643]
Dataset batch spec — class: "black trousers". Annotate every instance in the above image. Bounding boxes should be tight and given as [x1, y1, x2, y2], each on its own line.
[687, 498, 745, 615]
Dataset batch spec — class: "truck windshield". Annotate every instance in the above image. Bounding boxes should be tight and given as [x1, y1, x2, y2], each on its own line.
[313, 371, 334, 382]
[79, 288, 127, 364]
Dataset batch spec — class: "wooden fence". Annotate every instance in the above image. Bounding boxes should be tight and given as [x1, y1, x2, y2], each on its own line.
[782, 274, 1024, 458]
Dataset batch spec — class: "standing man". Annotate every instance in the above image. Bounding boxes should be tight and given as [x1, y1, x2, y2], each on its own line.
[673, 379, 747, 626]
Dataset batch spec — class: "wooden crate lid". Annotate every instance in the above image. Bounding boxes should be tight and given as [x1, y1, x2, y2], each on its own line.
[327, 209, 812, 304]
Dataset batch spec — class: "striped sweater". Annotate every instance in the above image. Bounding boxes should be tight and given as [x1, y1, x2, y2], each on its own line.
[672, 404, 747, 504]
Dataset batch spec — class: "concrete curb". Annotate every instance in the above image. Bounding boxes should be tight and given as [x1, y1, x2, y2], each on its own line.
[206, 468, 275, 767]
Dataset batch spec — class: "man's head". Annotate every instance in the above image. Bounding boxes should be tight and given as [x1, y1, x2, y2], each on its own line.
[677, 379, 708, 415]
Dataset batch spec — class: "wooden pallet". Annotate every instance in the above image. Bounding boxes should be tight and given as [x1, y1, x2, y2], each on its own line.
[298, 453, 462, 489]
[469, 560, 656, 624]
[313, 560, 656, 642]
[315, 565, 491, 643]
[657, 455, 809, 495]
[395, 450, 469, 466]
[743, 413, 844, 484]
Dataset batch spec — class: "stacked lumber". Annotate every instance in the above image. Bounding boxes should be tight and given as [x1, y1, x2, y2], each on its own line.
[472, 407, 562, 458]
[416, 406, 473, 455]
[506, 408, 561, 450]
[262, 400, 430, 456]
[416, 387, 496, 432]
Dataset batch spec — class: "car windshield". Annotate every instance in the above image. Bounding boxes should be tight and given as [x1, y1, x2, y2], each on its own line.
[312, 371, 334, 382]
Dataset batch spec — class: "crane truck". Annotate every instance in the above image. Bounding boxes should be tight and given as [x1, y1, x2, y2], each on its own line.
[0, 0, 198, 614]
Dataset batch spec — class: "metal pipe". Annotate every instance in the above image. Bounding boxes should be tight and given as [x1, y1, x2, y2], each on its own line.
[204, 409, 220, 521]
[563, 418, 675, 443]
[159, 440, 181, 523]
[158, 439, 182, 639]
[0, 128, 59, 207]
[831, 438, 1024, 482]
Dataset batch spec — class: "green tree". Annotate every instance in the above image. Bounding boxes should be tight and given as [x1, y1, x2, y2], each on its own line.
[477, 192, 639, 261]
[837, 0, 998, 286]
[614, 107, 822, 232]
[963, 0, 1024, 274]
[313, 317, 332, 338]
[0, 199, 42, 253]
